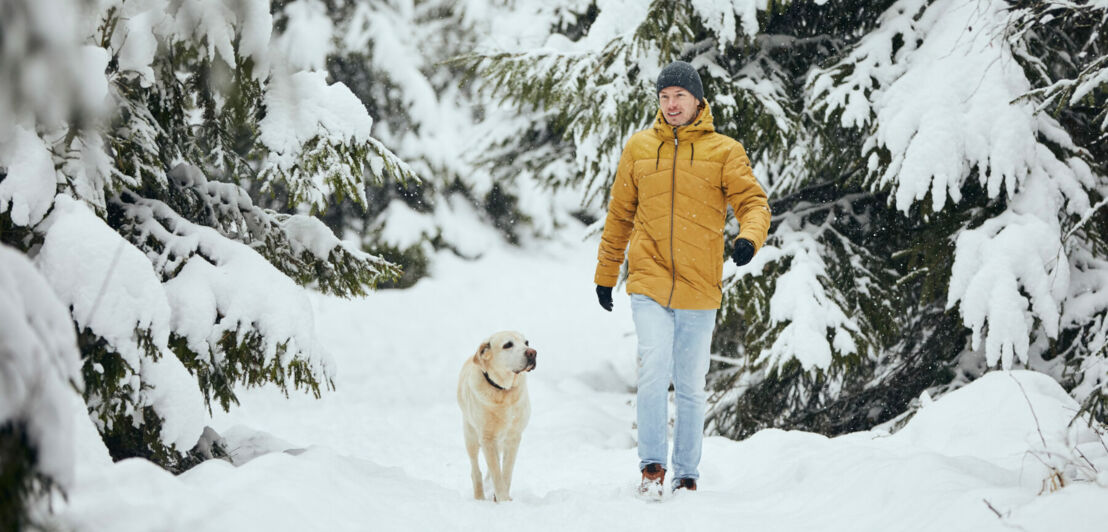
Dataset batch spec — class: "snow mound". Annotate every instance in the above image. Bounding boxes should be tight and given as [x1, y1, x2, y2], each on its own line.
[894, 370, 1106, 484]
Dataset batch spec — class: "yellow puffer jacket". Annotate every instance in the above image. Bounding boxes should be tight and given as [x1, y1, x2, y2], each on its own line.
[595, 103, 771, 310]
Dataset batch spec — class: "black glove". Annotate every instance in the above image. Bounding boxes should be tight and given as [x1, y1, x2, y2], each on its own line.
[596, 285, 613, 312]
[731, 238, 755, 266]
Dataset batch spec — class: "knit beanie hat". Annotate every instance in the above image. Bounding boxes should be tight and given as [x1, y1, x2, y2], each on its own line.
[656, 61, 704, 102]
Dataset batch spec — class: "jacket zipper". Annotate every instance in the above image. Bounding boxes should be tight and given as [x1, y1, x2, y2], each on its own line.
[667, 127, 679, 308]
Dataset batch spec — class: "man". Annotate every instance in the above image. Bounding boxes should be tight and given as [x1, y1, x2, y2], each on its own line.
[594, 60, 771, 498]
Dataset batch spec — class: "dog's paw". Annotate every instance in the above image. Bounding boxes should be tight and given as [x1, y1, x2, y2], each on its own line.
[492, 493, 513, 503]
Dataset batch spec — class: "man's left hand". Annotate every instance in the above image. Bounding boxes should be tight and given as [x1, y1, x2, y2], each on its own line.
[731, 238, 755, 266]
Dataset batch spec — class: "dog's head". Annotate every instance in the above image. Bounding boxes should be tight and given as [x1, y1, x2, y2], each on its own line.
[477, 331, 537, 377]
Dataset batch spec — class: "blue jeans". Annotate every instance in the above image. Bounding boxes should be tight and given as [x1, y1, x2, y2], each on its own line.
[630, 293, 717, 483]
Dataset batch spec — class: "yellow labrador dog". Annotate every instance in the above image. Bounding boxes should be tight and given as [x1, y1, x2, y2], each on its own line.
[457, 331, 537, 502]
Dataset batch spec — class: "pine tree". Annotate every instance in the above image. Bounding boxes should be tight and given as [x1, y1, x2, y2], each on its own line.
[1005, 0, 1108, 423]
[460, 0, 1108, 438]
[0, 0, 412, 498]
[302, 0, 541, 284]
[0, 244, 84, 532]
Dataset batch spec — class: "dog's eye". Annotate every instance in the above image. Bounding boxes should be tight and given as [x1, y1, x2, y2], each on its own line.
[503, 342, 513, 349]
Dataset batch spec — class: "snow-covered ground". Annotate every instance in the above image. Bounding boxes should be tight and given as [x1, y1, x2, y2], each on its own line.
[50, 229, 1108, 531]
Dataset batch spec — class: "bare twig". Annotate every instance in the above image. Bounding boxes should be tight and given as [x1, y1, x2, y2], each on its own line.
[983, 498, 1032, 531]
[984, 498, 1005, 519]
[1074, 446, 1098, 474]
[1010, 373, 1068, 493]
[1010, 373, 1049, 448]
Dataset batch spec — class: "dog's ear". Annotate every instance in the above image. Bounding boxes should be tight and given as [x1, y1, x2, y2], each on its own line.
[476, 341, 492, 360]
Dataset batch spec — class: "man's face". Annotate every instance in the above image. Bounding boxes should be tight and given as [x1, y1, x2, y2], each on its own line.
[659, 86, 699, 127]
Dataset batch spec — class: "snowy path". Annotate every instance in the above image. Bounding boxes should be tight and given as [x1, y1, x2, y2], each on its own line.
[55, 235, 1107, 531]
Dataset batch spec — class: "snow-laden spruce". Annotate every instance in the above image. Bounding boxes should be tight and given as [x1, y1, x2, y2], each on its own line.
[0, 244, 85, 530]
[809, 0, 1095, 372]
[322, 0, 588, 249]
[36, 195, 207, 451]
[0, 245, 84, 481]
[0, 1, 412, 523]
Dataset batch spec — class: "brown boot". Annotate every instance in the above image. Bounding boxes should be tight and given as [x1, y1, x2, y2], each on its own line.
[673, 478, 697, 492]
[638, 464, 665, 499]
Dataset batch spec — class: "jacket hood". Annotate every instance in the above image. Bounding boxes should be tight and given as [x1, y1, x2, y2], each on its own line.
[652, 102, 716, 140]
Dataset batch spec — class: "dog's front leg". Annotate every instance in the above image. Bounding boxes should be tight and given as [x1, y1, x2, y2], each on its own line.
[464, 426, 484, 500]
[500, 435, 522, 497]
[480, 437, 510, 502]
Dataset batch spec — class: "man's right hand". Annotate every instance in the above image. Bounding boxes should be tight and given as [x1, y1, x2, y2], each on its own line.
[596, 285, 613, 312]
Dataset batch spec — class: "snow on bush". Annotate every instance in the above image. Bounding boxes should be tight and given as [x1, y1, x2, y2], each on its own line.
[109, 0, 273, 84]
[688, 0, 761, 49]
[166, 0, 272, 69]
[947, 211, 1068, 368]
[745, 218, 860, 372]
[0, 0, 419, 467]
[259, 71, 374, 182]
[810, 0, 1089, 214]
[36, 196, 173, 372]
[35, 195, 206, 450]
[808, 0, 1099, 371]
[378, 200, 436, 249]
[271, 0, 333, 72]
[1063, 243, 1108, 399]
[121, 193, 335, 382]
[0, 243, 84, 487]
[0, 127, 56, 226]
[809, 0, 1090, 215]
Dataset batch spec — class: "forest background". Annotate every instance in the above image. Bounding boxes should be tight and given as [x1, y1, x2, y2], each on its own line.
[1, 0, 1106, 528]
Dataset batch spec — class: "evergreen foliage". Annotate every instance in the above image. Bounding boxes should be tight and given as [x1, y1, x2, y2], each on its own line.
[456, 1, 674, 205]
[0, 0, 410, 509]
[86, 3, 403, 466]
[464, 0, 1108, 437]
[2, 2, 1105, 525]
[0, 422, 51, 532]
[0, 240, 82, 531]
[317, 0, 535, 262]
[1005, 0, 1108, 422]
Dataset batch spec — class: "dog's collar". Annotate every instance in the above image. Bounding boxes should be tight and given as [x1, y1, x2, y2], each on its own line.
[483, 372, 507, 391]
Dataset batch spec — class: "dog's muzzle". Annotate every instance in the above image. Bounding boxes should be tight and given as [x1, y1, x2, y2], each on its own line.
[521, 348, 537, 372]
